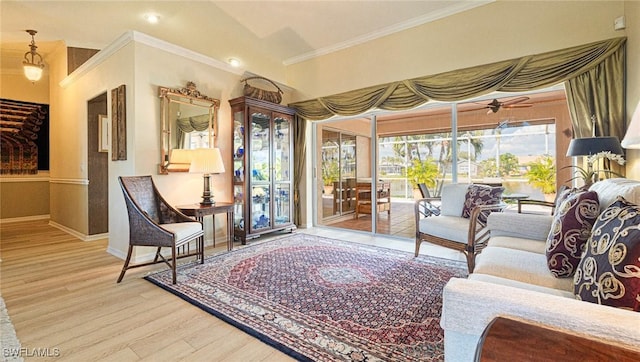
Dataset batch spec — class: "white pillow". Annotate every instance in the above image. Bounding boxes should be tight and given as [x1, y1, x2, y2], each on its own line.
[440, 183, 470, 216]
[588, 178, 640, 212]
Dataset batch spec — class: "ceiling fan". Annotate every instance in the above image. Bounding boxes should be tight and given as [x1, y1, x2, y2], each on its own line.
[469, 96, 533, 114]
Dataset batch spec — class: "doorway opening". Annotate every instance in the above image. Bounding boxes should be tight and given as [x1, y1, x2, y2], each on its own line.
[87, 93, 108, 235]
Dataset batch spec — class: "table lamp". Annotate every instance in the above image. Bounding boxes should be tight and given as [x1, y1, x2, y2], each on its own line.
[621, 100, 640, 149]
[566, 136, 624, 157]
[190, 148, 225, 205]
[566, 135, 624, 185]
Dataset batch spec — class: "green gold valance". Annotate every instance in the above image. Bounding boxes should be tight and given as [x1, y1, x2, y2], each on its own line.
[290, 37, 626, 122]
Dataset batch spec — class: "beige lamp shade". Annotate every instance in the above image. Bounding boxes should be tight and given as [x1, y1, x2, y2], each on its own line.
[166, 149, 193, 171]
[169, 148, 193, 163]
[189, 148, 225, 174]
[621, 100, 640, 149]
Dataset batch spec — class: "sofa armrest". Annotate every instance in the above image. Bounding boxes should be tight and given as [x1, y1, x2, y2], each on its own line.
[487, 212, 553, 241]
[441, 278, 640, 359]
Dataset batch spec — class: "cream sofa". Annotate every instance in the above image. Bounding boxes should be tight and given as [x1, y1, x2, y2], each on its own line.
[440, 178, 640, 361]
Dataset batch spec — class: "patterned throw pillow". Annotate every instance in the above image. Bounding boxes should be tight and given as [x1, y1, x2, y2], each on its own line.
[545, 190, 599, 277]
[461, 184, 504, 223]
[573, 197, 640, 311]
[553, 186, 575, 213]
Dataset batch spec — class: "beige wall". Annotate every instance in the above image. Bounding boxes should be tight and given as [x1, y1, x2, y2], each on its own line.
[286, 1, 625, 100]
[0, 73, 49, 103]
[0, 178, 50, 220]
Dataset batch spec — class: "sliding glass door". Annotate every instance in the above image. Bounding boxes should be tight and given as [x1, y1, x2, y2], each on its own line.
[313, 87, 570, 239]
[320, 128, 357, 220]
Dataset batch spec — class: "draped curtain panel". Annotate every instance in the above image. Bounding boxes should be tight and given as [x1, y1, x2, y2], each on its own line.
[293, 114, 307, 226]
[565, 42, 626, 139]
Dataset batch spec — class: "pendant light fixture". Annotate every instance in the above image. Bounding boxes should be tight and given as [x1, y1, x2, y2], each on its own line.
[23, 29, 45, 83]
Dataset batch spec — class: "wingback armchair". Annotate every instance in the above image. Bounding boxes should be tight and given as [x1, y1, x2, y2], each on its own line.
[118, 175, 204, 284]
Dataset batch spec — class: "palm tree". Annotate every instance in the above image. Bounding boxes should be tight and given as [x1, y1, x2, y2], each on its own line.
[525, 155, 556, 198]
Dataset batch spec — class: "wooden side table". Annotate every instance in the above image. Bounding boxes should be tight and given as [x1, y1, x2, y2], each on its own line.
[177, 202, 235, 251]
[475, 316, 640, 361]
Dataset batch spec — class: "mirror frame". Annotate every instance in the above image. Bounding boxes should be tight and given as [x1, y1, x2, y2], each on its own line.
[158, 81, 220, 174]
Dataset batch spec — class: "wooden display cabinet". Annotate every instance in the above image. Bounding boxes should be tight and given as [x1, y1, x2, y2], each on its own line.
[230, 97, 296, 243]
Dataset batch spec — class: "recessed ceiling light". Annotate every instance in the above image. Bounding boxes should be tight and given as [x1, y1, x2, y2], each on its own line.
[228, 58, 241, 68]
[145, 14, 159, 24]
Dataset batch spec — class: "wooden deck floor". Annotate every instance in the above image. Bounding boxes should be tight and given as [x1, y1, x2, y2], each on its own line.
[323, 201, 416, 238]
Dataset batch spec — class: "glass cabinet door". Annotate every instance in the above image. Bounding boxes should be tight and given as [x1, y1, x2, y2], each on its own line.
[273, 115, 292, 226]
[233, 110, 245, 231]
[249, 108, 271, 232]
[251, 185, 270, 231]
[250, 110, 271, 184]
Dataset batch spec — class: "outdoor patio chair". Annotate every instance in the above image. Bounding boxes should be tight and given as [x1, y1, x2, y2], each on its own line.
[117, 175, 204, 284]
[417, 183, 441, 216]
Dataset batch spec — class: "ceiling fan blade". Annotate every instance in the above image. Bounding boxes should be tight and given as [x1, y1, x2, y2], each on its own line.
[503, 103, 533, 108]
[500, 96, 530, 106]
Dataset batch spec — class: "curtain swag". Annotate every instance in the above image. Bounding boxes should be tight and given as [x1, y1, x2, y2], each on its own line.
[289, 37, 626, 122]
[176, 115, 210, 133]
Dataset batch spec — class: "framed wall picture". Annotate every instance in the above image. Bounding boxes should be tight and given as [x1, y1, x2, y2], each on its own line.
[111, 84, 127, 160]
[98, 114, 109, 152]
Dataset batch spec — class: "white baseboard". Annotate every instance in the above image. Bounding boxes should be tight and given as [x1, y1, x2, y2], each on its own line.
[0, 214, 50, 224]
[48, 221, 108, 242]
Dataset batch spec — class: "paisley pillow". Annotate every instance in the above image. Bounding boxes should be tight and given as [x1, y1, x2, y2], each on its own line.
[461, 184, 504, 223]
[573, 196, 640, 311]
[545, 190, 599, 277]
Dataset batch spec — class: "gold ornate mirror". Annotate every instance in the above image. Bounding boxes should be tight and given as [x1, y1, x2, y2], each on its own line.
[158, 82, 220, 174]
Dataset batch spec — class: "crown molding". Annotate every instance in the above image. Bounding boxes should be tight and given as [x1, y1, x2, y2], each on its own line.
[283, 0, 494, 66]
[60, 30, 244, 88]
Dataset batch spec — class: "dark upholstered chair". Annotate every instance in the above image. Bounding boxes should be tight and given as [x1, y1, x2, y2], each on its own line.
[118, 176, 204, 284]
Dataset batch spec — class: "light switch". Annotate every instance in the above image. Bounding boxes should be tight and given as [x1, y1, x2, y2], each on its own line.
[614, 16, 625, 30]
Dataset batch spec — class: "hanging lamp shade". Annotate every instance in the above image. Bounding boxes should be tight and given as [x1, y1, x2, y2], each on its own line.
[23, 29, 45, 82]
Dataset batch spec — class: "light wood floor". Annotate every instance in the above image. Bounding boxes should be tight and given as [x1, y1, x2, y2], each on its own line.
[0, 220, 463, 361]
[0, 220, 294, 361]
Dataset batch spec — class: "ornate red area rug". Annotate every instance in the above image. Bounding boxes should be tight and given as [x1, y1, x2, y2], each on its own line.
[145, 233, 467, 361]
